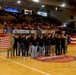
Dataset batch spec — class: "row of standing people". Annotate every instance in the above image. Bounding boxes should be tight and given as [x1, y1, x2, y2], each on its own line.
[12, 34, 68, 59]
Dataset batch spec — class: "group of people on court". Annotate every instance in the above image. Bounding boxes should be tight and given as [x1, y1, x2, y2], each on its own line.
[10, 34, 68, 59]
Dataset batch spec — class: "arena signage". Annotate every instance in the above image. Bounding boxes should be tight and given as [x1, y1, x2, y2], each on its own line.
[41, 30, 46, 34]
[46, 30, 51, 34]
[13, 30, 20, 33]
[30, 30, 37, 34]
[19, 30, 29, 34]
[0, 29, 59, 34]
[4, 29, 13, 33]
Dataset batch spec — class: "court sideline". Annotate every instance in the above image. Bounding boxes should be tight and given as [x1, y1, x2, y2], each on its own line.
[0, 44, 76, 75]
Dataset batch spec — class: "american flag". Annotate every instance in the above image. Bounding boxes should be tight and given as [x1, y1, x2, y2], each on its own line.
[0, 36, 11, 49]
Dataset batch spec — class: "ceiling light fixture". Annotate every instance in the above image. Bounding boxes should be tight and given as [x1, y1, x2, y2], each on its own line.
[61, 3, 65, 7]
[55, 7, 58, 10]
[33, 0, 39, 2]
[0, 6, 1, 9]
[17, 1, 21, 4]
[42, 5, 45, 7]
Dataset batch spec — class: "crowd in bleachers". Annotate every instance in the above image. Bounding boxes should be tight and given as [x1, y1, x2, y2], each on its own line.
[0, 10, 69, 32]
[0, 22, 67, 31]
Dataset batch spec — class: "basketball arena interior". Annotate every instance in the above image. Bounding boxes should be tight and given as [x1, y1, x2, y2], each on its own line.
[0, 0, 76, 75]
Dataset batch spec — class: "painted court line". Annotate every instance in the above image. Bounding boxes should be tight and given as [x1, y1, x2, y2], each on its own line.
[0, 56, 50, 75]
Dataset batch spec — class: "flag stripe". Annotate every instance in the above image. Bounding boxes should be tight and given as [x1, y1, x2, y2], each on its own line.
[70, 36, 76, 44]
[0, 36, 11, 49]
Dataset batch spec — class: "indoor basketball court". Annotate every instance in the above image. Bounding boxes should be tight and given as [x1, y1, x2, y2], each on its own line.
[0, 0, 76, 75]
[0, 44, 76, 75]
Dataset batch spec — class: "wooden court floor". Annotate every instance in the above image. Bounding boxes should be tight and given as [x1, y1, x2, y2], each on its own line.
[0, 44, 76, 75]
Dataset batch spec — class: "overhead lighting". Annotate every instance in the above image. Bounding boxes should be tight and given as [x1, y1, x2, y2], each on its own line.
[17, 1, 21, 3]
[55, 7, 58, 10]
[61, 3, 65, 7]
[63, 23, 67, 27]
[42, 5, 45, 7]
[33, 0, 39, 2]
[0, 6, 1, 9]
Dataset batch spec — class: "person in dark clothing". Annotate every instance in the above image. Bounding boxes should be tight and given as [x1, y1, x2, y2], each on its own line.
[21, 35, 26, 57]
[24, 35, 29, 58]
[36, 35, 41, 53]
[44, 35, 50, 56]
[48, 34, 51, 55]
[49, 35, 52, 55]
[13, 35, 18, 56]
[17, 35, 22, 56]
[55, 35, 61, 55]
[28, 35, 32, 56]
[61, 35, 66, 54]
[38, 35, 44, 57]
